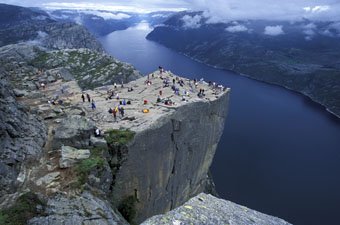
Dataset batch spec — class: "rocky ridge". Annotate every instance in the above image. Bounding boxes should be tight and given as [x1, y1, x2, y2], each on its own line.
[0, 4, 103, 51]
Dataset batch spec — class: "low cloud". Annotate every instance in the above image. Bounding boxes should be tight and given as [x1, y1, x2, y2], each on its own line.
[303, 5, 330, 13]
[264, 25, 284, 36]
[82, 11, 131, 20]
[329, 22, 340, 32]
[225, 24, 248, 33]
[303, 23, 317, 39]
[181, 15, 202, 29]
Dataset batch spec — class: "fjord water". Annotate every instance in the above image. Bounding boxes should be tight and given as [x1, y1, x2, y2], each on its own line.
[100, 23, 340, 225]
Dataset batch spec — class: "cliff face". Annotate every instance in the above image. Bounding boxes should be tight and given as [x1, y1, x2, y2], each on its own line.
[0, 69, 47, 197]
[111, 89, 229, 223]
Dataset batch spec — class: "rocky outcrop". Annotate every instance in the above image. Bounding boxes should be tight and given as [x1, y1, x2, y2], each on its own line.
[29, 191, 129, 225]
[59, 146, 91, 168]
[29, 48, 141, 89]
[141, 193, 292, 225]
[110, 89, 230, 223]
[0, 69, 47, 197]
[0, 44, 141, 91]
[52, 115, 95, 150]
[40, 22, 103, 51]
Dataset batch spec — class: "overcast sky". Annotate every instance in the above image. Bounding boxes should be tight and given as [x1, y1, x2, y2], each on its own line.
[1, 0, 340, 21]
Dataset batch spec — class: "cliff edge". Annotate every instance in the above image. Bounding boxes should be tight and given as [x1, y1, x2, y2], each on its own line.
[0, 41, 292, 224]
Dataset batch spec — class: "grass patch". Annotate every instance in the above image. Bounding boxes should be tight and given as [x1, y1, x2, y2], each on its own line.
[105, 129, 135, 146]
[0, 192, 45, 225]
[74, 148, 105, 187]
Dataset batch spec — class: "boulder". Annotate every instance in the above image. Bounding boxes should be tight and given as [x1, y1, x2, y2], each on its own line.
[89, 136, 108, 150]
[141, 193, 292, 225]
[59, 146, 90, 168]
[52, 115, 95, 149]
[13, 88, 28, 97]
[47, 75, 56, 83]
[29, 191, 129, 225]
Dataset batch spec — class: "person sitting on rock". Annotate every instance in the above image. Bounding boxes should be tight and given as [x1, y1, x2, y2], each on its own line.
[94, 128, 101, 137]
[157, 96, 161, 103]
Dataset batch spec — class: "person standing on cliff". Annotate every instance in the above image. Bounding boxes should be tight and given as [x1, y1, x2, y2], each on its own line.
[86, 93, 91, 102]
[112, 108, 117, 122]
[81, 93, 85, 102]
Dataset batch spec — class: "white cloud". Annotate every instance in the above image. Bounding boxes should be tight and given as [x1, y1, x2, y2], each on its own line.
[305, 36, 313, 41]
[151, 14, 169, 18]
[264, 25, 284, 36]
[74, 16, 82, 25]
[189, 0, 340, 22]
[225, 24, 248, 33]
[82, 11, 131, 20]
[181, 15, 202, 29]
[40, 2, 187, 13]
[37, 31, 48, 38]
[303, 5, 330, 13]
[303, 23, 317, 39]
[4, 0, 340, 21]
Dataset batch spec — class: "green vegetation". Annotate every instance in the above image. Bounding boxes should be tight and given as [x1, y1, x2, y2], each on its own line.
[74, 148, 105, 187]
[0, 192, 45, 225]
[118, 195, 138, 224]
[105, 129, 135, 146]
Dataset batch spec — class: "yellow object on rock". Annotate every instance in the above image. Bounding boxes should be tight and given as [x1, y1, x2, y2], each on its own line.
[143, 109, 149, 113]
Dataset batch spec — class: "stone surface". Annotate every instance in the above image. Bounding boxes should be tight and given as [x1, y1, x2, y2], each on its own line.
[29, 191, 129, 225]
[35, 172, 60, 186]
[59, 146, 90, 168]
[52, 115, 95, 149]
[141, 193, 292, 225]
[13, 88, 28, 97]
[89, 136, 108, 150]
[0, 69, 47, 197]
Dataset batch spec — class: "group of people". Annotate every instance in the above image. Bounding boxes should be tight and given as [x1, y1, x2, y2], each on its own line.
[108, 106, 124, 121]
[81, 93, 96, 110]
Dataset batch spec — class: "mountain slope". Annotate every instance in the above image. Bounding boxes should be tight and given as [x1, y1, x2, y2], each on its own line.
[0, 4, 102, 51]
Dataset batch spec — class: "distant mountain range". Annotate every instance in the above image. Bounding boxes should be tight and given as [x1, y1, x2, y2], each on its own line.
[147, 11, 340, 118]
[48, 9, 175, 36]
